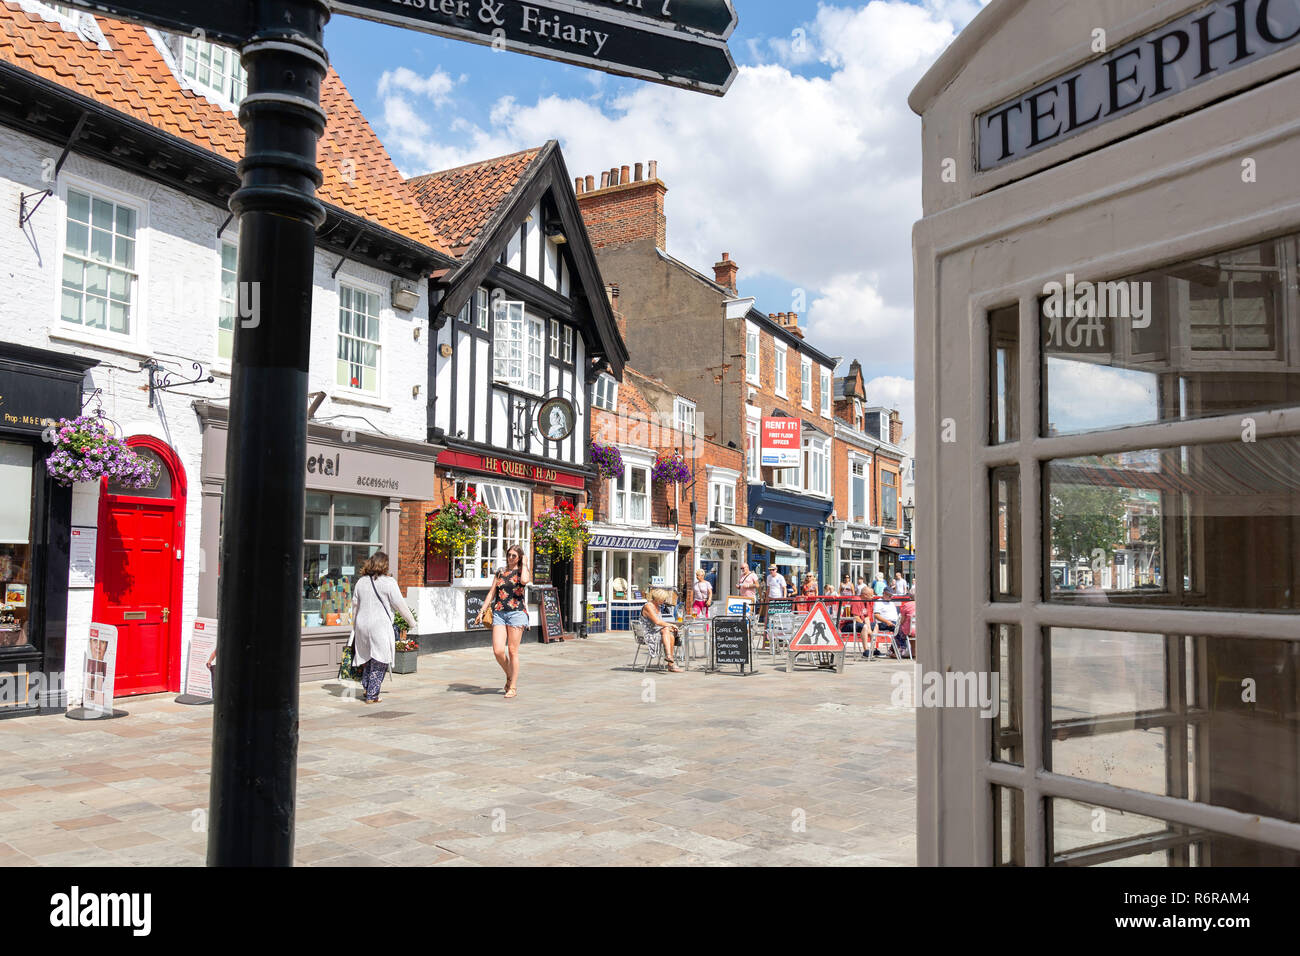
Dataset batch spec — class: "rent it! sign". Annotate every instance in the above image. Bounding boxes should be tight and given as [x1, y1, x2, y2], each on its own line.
[761, 417, 801, 469]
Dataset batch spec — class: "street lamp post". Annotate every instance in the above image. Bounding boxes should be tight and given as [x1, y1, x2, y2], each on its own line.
[903, 499, 916, 582]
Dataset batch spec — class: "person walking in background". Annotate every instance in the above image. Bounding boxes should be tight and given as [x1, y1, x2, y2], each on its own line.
[738, 563, 760, 602]
[873, 571, 887, 596]
[350, 551, 416, 704]
[477, 544, 531, 699]
[893, 570, 910, 597]
[692, 568, 714, 618]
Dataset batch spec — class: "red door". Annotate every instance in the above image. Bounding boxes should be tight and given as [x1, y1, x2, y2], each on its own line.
[93, 439, 186, 697]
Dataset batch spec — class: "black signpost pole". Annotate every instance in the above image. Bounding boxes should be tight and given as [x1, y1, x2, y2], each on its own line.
[207, 0, 331, 867]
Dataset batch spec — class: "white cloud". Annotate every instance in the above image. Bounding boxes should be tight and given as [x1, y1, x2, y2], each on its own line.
[374, 2, 992, 435]
[864, 376, 916, 433]
[377, 66, 463, 106]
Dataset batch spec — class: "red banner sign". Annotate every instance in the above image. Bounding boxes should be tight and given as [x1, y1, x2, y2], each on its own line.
[438, 450, 585, 490]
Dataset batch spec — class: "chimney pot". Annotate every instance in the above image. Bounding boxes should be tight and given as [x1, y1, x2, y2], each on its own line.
[634, 162, 644, 181]
[600, 171, 610, 188]
[648, 160, 658, 180]
[574, 177, 584, 194]
[768, 313, 776, 319]
[620, 165, 631, 184]
[585, 175, 595, 191]
[610, 167, 620, 186]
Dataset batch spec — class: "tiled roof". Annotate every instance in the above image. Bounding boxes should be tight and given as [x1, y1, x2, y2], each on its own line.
[0, 3, 446, 254]
[407, 147, 543, 257]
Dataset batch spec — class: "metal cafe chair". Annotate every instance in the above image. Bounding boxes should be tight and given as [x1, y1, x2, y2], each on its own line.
[631, 617, 685, 672]
[767, 612, 797, 661]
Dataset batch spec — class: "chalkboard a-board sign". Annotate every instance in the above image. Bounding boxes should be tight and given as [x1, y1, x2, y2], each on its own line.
[538, 587, 564, 642]
[712, 616, 751, 674]
[767, 599, 794, 616]
[464, 590, 491, 631]
[533, 549, 552, 586]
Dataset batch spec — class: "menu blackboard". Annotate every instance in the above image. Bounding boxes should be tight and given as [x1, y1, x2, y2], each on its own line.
[767, 599, 793, 616]
[539, 587, 564, 641]
[533, 549, 552, 585]
[464, 589, 490, 631]
[712, 616, 751, 673]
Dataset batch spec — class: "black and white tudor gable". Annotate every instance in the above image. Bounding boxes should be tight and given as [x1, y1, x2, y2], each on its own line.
[412, 141, 628, 474]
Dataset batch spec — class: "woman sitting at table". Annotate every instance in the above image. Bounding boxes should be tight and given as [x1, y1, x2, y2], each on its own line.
[640, 587, 682, 673]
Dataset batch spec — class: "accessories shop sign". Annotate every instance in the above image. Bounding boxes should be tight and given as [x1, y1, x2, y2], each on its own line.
[978, 0, 1300, 170]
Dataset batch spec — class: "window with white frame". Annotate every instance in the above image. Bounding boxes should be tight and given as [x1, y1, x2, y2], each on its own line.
[709, 479, 736, 524]
[454, 481, 531, 582]
[850, 458, 869, 523]
[772, 451, 802, 492]
[475, 287, 489, 330]
[549, 319, 561, 359]
[493, 300, 544, 392]
[593, 373, 618, 411]
[802, 433, 830, 497]
[179, 36, 247, 108]
[746, 419, 760, 482]
[746, 326, 760, 384]
[563, 325, 574, 363]
[773, 341, 789, 396]
[801, 357, 813, 409]
[611, 459, 650, 526]
[337, 285, 382, 394]
[60, 188, 138, 337]
[675, 398, 696, 437]
[820, 368, 832, 417]
[218, 239, 237, 361]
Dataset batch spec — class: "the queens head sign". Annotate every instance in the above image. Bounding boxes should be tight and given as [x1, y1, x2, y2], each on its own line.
[978, 0, 1300, 170]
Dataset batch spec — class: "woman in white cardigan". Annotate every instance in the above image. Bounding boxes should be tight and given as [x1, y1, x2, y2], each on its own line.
[350, 552, 416, 703]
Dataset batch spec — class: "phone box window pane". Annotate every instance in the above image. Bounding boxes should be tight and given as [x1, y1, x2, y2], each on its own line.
[1049, 797, 1298, 866]
[1043, 234, 1299, 437]
[991, 624, 1022, 765]
[993, 786, 1026, 866]
[1047, 436, 1300, 611]
[989, 305, 1019, 444]
[991, 467, 1021, 601]
[1049, 628, 1300, 827]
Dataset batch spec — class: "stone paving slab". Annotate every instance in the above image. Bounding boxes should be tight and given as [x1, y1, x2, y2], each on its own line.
[0, 634, 917, 866]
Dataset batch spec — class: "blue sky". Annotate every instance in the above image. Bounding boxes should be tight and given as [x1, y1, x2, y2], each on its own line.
[321, 2, 990, 432]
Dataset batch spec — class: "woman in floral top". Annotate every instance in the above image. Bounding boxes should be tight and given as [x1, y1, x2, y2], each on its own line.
[477, 544, 531, 699]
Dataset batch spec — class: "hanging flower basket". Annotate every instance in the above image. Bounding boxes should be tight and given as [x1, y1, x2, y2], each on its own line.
[426, 495, 490, 556]
[590, 441, 625, 480]
[44, 415, 160, 489]
[651, 450, 691, 486]
[533, 499, 591, 561]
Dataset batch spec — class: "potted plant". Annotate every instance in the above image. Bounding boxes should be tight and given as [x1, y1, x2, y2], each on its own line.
[393, 613, 419, 674]
[589, 441, 624, 480]
[425, 494, 490, 555]
[45, 415, 161, 488]
[533, 499, 591, 561]
[651, 450, 691, 486]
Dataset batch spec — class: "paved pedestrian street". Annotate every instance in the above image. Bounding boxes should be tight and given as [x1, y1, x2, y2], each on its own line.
[0, 635, 916, 867]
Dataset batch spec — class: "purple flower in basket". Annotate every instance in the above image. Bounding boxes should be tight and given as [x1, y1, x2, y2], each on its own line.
[43, 414, 160, 489]
[589, 441, 625, 480]
[651, 451, 691, 485]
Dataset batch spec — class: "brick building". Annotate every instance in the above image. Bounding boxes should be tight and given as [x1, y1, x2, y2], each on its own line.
[576, 162, 836, 594]
[586, 354, 745, 630]
[830, 360, 910, 586]
[394, 142, 626, 648]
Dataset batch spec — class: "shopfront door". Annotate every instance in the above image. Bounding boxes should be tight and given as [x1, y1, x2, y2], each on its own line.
[93, 440, 185, 697]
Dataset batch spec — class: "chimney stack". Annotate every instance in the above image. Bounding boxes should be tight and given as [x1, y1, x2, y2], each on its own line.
[713, 252, 739, 293]
[889, 409, 903, 446]
[575, 159, 668, 250]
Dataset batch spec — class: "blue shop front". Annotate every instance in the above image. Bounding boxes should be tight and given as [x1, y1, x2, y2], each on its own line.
[745, 485, 833, 590]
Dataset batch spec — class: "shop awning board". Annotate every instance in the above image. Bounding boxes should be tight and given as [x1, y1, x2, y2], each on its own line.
[710, 523, 806, 559]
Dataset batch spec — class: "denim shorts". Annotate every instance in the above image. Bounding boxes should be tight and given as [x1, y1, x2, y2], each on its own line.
[496, 609, 530, 629]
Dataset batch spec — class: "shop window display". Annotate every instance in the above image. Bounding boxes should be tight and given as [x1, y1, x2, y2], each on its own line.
[0, 442, 35, 647]
[301, 492, 381, 628]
